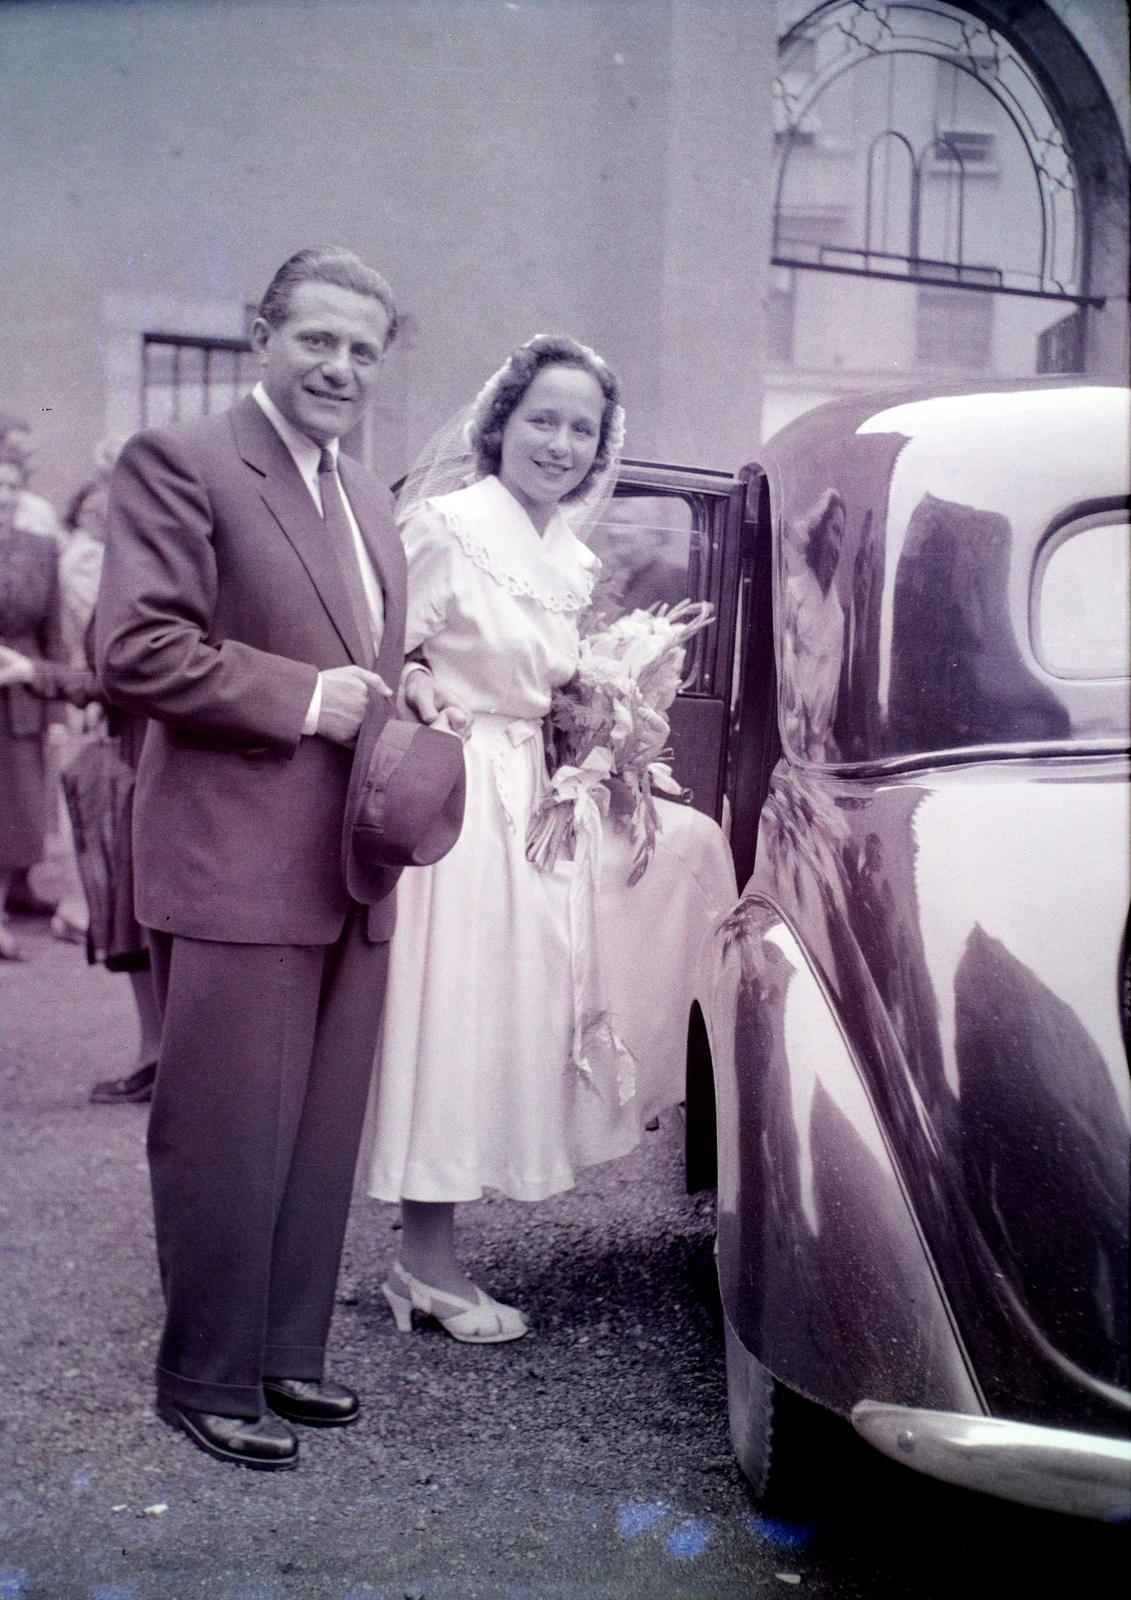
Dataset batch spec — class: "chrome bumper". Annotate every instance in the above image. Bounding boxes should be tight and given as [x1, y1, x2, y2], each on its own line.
[852, 1400, 1131, 1522]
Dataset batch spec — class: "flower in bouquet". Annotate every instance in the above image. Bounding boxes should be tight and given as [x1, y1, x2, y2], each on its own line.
[527, 599, 714, 885]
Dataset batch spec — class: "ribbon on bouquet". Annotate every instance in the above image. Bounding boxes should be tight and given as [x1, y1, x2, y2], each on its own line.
[647, 759, 685, 796]
[527, 749, 637, 1119]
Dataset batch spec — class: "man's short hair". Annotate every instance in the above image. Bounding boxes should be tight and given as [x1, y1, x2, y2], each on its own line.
[258, 248, 398, 348]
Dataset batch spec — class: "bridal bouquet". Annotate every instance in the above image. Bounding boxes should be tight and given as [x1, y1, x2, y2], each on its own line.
[526, 599, 715, 886]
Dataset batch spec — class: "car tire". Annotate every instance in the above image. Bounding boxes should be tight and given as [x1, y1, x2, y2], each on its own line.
[684, 1001, 718, 1193]
[724, 1308, 862, 1509]
[723, 1309, 782, 1498]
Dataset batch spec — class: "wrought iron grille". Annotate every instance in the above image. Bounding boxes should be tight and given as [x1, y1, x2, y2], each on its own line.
[141, 333, 256, 428]
[772, 0, 1104, 312]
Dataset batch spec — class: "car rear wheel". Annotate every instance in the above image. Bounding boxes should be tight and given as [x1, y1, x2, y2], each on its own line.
[723, 1309, 784, 1498]
[684, 1001, 718, 1192]
[724, 1309, 866, 1508]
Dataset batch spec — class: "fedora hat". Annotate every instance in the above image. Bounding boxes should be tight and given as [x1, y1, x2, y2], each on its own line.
[343, 693, 466, 905]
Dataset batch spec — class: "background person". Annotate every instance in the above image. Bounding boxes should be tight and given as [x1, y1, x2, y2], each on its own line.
[1, 413, 64, 920]
[59, 474, 112, 661]
[0, 411, 62, 544]
[0, 630, 160, 1102]
[0, 437, 65, 959]
[45, 468, 118, 947]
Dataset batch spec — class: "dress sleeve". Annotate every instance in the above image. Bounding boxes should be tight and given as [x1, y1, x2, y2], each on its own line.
[401, 503, 458, 656]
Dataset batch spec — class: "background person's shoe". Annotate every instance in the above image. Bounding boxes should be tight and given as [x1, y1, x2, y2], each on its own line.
[263, 1378, 360, 1428]
[158, 1402, 298, 1469]
[89, 1061, 157, 1104]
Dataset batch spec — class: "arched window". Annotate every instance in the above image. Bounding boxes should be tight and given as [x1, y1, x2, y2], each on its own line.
[764, 0, 1126, 431]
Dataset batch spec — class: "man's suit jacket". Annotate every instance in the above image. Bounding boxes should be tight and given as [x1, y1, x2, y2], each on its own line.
[96, 395, 407, 946]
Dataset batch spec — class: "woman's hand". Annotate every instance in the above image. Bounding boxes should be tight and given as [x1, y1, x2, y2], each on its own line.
[403, 665, 474, 741]
[0, 645, 35, 688]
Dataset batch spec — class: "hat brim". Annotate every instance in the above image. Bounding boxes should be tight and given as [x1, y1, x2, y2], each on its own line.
[343, 695, 466, 904]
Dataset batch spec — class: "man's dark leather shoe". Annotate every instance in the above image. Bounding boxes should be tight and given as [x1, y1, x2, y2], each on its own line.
[90, 1061, 157, 1105]
[158, 1401, 298, 1468]
[263, 1377, 360, 1428]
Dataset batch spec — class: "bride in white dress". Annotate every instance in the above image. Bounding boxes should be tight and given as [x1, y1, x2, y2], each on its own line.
[359, 336, 735, 1343]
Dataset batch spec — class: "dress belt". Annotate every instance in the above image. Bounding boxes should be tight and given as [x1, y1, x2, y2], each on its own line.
[469, 712, 544, 834]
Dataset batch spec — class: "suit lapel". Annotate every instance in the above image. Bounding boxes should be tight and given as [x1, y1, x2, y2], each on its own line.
[231, 397, 369, 667]
[338, 454, 407, 685]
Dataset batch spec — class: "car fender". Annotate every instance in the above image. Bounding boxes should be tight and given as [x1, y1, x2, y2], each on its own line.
[706, 893, 984, 1420]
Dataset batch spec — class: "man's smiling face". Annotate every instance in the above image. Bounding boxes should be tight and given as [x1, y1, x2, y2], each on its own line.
[252, 280, 390, 446]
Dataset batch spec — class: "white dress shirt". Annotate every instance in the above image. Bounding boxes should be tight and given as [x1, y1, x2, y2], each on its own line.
[251, 383, 385, 735]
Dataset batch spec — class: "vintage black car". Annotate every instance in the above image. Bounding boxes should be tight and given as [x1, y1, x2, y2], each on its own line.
[603, 379, 1130, 1521]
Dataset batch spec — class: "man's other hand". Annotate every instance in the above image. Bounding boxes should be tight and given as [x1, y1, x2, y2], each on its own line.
[316, 666, 393, 747]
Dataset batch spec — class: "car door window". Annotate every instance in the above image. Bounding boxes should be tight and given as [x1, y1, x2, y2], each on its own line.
[1034, 512, 1131, 679]
[587, 494, 695, 616]
[586, 491, 721, 692]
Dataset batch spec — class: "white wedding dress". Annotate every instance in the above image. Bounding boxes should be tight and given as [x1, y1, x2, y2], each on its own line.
[357, 474, 736, 1204]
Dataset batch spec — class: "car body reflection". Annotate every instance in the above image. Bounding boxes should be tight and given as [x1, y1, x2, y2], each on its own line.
[699, 380, 1131, 1519]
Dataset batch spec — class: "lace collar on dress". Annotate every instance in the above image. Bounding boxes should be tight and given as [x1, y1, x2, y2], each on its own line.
[428, 474, 598, 615]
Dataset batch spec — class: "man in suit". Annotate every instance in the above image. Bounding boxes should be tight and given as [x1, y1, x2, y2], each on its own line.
[97, 247, 407, 1470]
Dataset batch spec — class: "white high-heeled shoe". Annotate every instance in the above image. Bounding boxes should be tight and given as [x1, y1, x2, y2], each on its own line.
[381, 1259, 527, 1344]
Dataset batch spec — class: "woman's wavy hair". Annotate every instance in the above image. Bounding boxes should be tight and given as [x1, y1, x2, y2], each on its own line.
[469, 335, 621, 502]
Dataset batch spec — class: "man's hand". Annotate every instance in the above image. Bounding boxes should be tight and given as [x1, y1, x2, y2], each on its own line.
[402, 666, 474, 741]
[316, 666, 393, 747]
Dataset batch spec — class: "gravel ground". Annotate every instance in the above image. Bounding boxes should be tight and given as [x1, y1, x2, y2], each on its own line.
[1, 913, 1125, 1599]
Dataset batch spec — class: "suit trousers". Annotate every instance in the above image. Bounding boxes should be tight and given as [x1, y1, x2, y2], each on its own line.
[146, 906, 389, 1418]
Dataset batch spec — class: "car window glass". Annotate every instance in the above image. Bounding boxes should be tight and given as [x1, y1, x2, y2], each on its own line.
[1036, 515, 1131, 679]
[586, 492, 714, 692]
[586, 495, 694, 618]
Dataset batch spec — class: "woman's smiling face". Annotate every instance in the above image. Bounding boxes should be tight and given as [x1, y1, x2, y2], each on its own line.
[498, 363, 605, 523]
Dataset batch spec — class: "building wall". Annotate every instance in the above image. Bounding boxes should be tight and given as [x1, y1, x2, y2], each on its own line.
[0, 0, 1122, 503]
[0, 0, 774, 510]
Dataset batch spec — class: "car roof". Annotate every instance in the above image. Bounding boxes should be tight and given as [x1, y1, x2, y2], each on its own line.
[757, 380, 1130, 769]
[752, 375, 1129, 466]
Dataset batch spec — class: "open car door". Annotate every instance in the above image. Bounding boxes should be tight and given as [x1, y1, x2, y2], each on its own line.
[594, 460, 746, 824]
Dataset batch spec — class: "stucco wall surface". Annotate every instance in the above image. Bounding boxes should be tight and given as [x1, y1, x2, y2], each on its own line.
[0, 0, 773, 504]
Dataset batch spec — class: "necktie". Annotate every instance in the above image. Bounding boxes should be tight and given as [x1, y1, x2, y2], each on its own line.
[318, 449, 376, 671]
